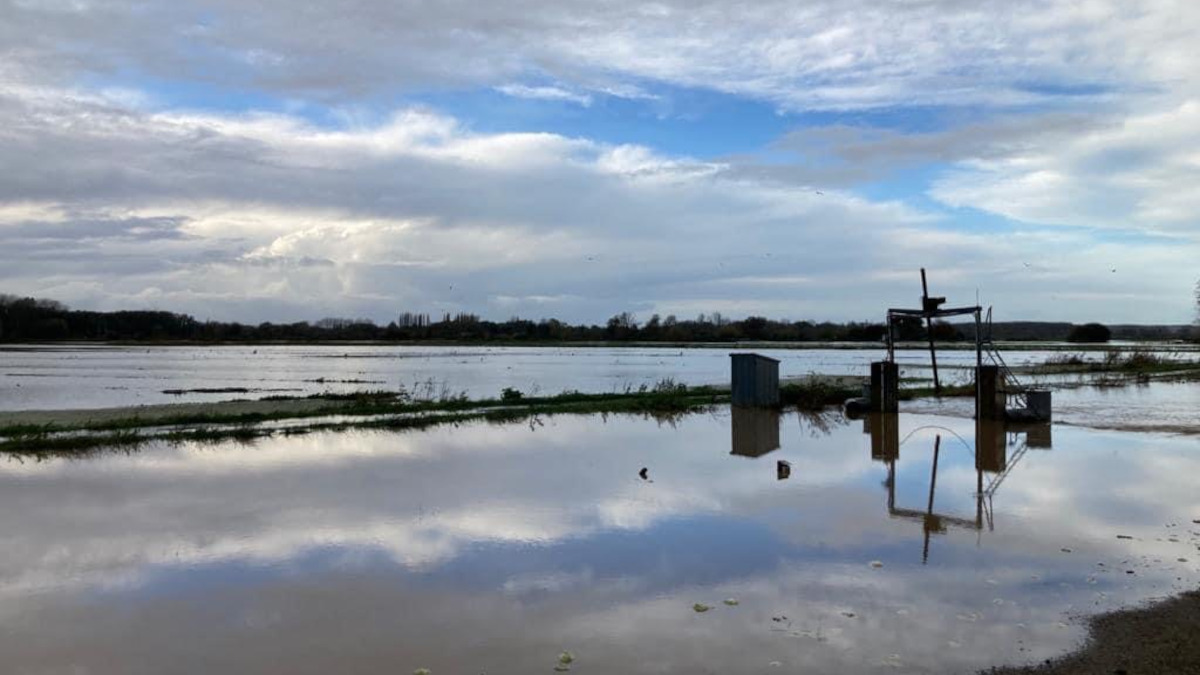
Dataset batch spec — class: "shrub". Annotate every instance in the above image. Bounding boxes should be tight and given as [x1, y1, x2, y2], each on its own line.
[1067, 323, 1111, 343]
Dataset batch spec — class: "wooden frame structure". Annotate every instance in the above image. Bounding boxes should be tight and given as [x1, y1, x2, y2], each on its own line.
[883, 268, 982, 396]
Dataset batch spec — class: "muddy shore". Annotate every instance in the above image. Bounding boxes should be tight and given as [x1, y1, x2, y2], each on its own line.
[985, 590, 1200, 675]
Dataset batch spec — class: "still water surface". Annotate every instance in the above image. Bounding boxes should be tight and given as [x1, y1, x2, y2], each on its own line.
[1, 408, 1197, 674]
[6, 343, 1186, 410]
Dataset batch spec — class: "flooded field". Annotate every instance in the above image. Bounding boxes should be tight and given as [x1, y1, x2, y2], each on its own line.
[4, 343, 1194, 411]
[903, 380, 1200, 435]
[1, 404, 1197, 674]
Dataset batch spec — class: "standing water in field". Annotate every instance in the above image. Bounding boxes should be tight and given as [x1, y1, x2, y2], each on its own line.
[5, 343, 1194, 410]
[0, 407, 1197, 674]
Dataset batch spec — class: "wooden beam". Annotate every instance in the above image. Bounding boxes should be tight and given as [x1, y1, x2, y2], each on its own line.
[921, 268, 941, 393]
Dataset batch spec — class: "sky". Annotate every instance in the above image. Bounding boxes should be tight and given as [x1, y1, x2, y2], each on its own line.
[1, 0, 1198, 325]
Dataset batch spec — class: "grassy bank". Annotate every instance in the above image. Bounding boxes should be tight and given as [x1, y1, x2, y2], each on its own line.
[0, 378, 879, 455]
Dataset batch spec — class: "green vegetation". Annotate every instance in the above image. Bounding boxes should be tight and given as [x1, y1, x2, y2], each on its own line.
[779, 380, 860, 408]
[0, 376, 926, 456]
[1034, 350, 1200, 376]
[0, 381, 726, 455]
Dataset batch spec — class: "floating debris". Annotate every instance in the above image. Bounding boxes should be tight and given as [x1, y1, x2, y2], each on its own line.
[693, 603, 711, 613]
[723, 598, 739, 606]
[1117, 535, 1134, 540]
[777, 460, 791, 480]
[414, 670, 431, 675]
[768, 661, 782, 668]
[1061, 548, 1073, 553]
[638, 467, 649, 480]
[869, 560, 884, 568]
[841, 611, 856, 618]
[558, 651, 575, 666]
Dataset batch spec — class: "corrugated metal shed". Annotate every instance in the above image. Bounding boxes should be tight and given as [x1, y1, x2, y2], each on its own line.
[730, 353, 780, 407]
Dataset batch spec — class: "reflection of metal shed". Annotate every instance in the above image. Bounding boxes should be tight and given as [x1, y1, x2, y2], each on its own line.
[730, 353, 780, 407]
[730, 407, 781, 457]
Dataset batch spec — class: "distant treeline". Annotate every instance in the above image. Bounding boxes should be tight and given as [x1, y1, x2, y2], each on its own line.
[0, 295, 1193, 343]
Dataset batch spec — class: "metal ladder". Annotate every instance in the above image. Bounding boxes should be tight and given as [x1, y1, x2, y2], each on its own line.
[981, 307, 1029, 410]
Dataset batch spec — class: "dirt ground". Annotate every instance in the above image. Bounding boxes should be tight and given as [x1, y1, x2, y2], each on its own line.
[984, 590, 1200, 675]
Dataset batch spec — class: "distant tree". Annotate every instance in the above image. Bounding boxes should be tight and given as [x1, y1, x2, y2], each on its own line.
[741, 316, 769, 340]
[605, 312, 638, 340]
[1066, 322, 1111, 343]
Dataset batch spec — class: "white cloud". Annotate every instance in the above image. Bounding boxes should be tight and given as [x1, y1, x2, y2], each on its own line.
[3, 0, 1198, 111]
[931, 101, 1200, 235]
[0, 58, 1198, 323]
[496, 84, 593, 106]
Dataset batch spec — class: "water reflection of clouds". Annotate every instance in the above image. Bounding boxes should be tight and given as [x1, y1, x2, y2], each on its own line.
[0, 409, 1198, 673]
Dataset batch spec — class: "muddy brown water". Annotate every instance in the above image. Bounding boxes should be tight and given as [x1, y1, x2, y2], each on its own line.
[0, 404, 1197, 674]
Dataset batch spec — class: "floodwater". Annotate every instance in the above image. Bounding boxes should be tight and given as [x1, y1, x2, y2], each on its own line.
[1, 407, 1198, 674]
[4, 343, 1193, 411]
[903, 380, 1200, 434]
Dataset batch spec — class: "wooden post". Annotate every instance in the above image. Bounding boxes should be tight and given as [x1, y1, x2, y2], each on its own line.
[870, 361, 899, 413]
[977, 365, 1005, 421]
[921, 268, 941, 394]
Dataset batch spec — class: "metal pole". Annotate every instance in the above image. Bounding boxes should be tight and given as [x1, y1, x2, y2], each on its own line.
[921, 268, 941, 394]
[886, 312, 895, 363]
[975, 308, 982, 417]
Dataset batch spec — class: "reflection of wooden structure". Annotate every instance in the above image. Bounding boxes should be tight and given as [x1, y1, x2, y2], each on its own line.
[975, 418, 1007, 473]
[866, 414, 1052, 563]
[869, 413, 899, 462]
[731, 407, 781, 458]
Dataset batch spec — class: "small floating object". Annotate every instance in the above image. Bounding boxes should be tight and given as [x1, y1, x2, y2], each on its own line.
[558, 651, 574, 666]
[776, 460, 791, 480]
[841, 611, 856, 618]
[723, 598, 739, 606]
[693, 603, 711, 613]
[638, 467, 649, 480]
[869, 560, 883, 568]
[1116, 534, 1134, 539]
[414, 670, 431, 675]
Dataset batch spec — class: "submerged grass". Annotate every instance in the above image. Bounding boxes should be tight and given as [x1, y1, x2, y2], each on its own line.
[1033, 349, 1200, 376]
[0, 376, 883, 456]
[0, 381, 726, 456]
